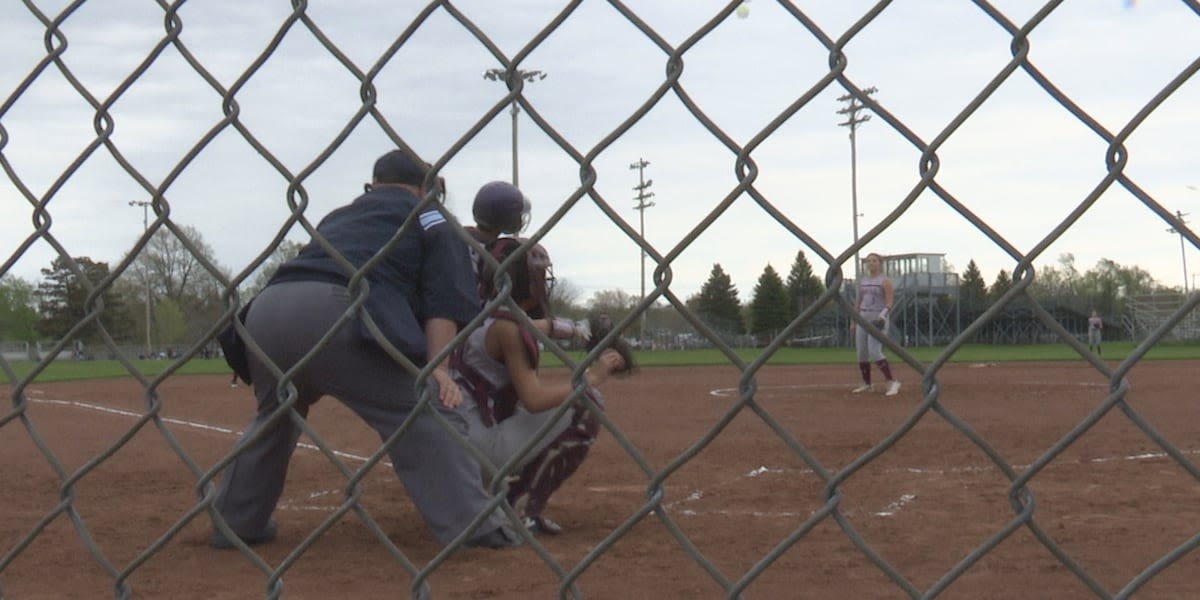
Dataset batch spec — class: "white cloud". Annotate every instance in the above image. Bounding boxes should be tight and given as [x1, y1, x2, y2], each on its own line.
[2, 0, 1197, 302]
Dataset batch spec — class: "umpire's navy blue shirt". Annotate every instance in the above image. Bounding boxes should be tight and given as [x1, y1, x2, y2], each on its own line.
[270, 185, 479, 363]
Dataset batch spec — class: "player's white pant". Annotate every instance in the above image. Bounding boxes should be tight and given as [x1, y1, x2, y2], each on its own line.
[855, 309, 889, 362]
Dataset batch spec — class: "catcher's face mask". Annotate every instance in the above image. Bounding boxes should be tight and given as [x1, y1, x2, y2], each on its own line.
[484, 237, 553, 319]
[523, 243, 553, 319]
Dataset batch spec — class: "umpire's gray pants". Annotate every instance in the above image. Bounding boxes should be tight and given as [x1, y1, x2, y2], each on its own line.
[212, 280, 509, 547]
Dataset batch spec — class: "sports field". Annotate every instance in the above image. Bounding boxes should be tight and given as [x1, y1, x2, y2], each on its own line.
[2, 352, 1198, 599]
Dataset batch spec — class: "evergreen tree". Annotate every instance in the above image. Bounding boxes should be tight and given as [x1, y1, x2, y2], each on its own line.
[35, 256, 134, 343]
[750, 264, 790, 338]
[988, 269, 1013, 303]
[785, 250, 824, 319]
[695, 263, 743, 335]
[959, 259, 988, 310]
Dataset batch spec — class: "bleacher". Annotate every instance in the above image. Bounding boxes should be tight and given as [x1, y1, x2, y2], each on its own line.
[1124, 292, 1200, 342]
[883, 253, 961, 346]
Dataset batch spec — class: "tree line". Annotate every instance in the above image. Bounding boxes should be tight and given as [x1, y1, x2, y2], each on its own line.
[562, 250, 826, 346]
[0, 228, 1174, 354]
[573, 252, 1173, 345]
[0, 226, 300, 356]
[957, 253, 1167, 318]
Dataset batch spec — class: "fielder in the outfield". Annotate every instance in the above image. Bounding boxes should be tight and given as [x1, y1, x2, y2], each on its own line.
[1088, 309, 1104, 356]
[451, 237, 630, 536]
[851, 252, 901, 396]
[211, 149, 521, 551]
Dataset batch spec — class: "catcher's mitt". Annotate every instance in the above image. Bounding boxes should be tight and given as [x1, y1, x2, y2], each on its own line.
[584, 313, 636, 376]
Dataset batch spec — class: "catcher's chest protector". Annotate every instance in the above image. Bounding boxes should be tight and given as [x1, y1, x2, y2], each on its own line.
[451, 312, 539, 426]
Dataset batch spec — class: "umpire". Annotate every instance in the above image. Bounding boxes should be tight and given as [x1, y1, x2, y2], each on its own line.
[211, 149, 521, 550]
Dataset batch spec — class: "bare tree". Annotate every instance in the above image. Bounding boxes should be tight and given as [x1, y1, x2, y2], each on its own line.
[126, 224, 229, 346]
[587, 288, 639, 325]
[547, 277, 583, 318]
[244, 239, 306, 297]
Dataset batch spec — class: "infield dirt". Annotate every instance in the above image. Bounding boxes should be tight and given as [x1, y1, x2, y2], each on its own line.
[2, 360, 1198, 599]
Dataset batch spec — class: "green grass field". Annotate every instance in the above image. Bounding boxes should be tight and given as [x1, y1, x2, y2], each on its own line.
[3, 340, 1196, 384]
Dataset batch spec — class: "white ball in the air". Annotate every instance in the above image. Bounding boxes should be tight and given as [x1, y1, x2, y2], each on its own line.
[736, 4, 750, 18]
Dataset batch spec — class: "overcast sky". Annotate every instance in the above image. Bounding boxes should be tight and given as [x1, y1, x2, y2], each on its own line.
[2, 1, 1198, 305]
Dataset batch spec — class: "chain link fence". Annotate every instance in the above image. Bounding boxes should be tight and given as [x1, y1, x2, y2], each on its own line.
[2, 1, 1199, 598]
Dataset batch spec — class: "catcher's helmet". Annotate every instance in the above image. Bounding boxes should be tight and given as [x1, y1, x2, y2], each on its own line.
[473, 181, 530, 235]
[482, 237, 554, 319]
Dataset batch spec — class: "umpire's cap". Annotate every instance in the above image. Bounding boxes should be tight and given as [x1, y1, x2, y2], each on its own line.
[473, 181, 530, 234]
[372, 150, 429, 186]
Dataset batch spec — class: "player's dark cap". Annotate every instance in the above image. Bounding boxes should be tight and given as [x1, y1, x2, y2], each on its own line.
[473, 181, 530, 234]
[372, 150, 429, 186]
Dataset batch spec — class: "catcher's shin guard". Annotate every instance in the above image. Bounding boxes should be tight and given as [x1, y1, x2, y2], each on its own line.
[506, 395, 602, 522]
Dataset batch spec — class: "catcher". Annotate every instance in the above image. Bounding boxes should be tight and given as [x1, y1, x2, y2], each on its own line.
[451, 236, 634, 536]
[466, 180, 597, 347]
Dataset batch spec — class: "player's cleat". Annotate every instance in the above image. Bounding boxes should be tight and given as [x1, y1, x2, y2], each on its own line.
[211, 519, 277, 549]
[886, 380, 901, 396]
[523, 515, 563, 536]
[851, 384, 873, 393]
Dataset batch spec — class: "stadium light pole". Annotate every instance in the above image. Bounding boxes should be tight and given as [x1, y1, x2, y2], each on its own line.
[483, 68, 547, 188]
[631, 158, 654, 348]
[1187, 185, 1199, 294]
[128, 200, 153, 357]
[837, 86, 877, 281]
[1167, 209, 1190, 294]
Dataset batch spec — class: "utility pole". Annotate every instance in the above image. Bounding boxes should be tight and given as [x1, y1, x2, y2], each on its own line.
[1167, 210, 1190, 293]
[128, 200, 153, 358]
[483, 68, 547, 188]
[837, 86, 877, 281]
[630, 158, 654, 348]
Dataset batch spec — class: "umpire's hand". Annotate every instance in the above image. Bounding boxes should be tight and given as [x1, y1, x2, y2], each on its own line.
[433, 368, 462, 408]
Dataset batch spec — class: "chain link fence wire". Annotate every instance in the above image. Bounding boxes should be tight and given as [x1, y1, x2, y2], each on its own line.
[2, 1, 1199, 598]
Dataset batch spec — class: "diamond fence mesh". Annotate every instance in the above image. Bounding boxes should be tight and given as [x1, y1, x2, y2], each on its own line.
[2, 1, 1199, 598]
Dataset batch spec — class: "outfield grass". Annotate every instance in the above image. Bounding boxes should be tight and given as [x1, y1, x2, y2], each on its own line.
[559, 340, 1199, 368]
[5, 358, 236, 384]
[3, 340, 1196, 384]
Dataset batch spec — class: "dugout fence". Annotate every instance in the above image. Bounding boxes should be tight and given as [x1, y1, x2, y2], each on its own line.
[3, 2, 1200, 599]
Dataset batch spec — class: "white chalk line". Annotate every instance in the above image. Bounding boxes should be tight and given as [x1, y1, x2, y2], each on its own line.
[25, 394, 1197, 520]
[700, 381, 1189, 519]
[709, 380, 1107, 398]
[26, 395, 376, 512]
[653, 439, 1200, 521]
[656, 465, 922, 520]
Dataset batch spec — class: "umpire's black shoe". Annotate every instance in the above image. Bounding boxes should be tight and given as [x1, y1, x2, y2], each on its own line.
[465, 525, 523, 549]
[211, 520, 278, 549]
[523, 515, 563, 536]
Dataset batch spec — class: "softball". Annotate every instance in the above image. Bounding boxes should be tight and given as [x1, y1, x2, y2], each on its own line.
[735, 3, 750, 18]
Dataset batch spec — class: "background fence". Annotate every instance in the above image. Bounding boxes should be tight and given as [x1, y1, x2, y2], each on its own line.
[2, 1, 1200, 598]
